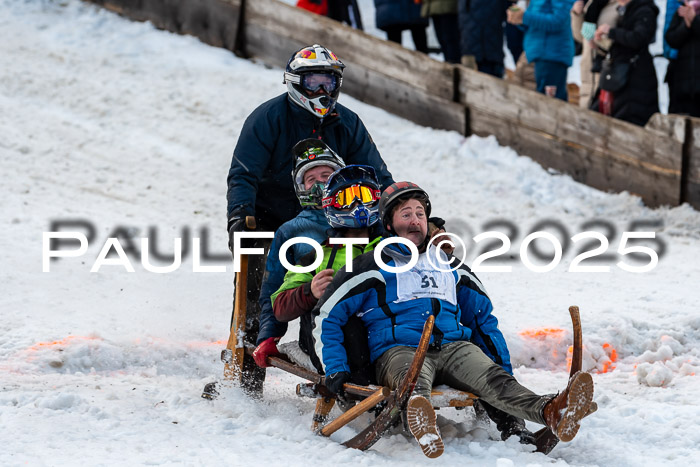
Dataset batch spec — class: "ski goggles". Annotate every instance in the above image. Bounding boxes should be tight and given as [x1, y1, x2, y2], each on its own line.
[323, 184, 381, 209]
[300, 73, 339, 94]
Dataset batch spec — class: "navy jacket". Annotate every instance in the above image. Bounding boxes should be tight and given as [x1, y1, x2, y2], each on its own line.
[374, 0, 429, 30]
[226, 94, 393, 231]
[311, 243, 513, 376]
[459, 0, 509, 64]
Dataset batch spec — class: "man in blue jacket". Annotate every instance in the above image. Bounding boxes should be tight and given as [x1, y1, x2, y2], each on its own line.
[224, 44, 393, 396]
[313, 181, 595, 458]
[507, 0, 576, 101]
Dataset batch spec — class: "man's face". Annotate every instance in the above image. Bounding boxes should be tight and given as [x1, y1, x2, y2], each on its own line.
[303, 165, 335, 190]
[390, 198, 428, 246]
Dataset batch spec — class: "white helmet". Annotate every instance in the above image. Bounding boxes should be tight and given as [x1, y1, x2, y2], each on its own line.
[284, 44, 345, 118]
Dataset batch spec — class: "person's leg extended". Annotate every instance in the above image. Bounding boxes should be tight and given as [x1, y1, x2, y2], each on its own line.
[437, 341, 549, 424]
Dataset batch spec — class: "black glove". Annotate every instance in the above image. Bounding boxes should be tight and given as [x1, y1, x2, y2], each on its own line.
[428, 217, 446, 230]
[479, 401, 537, 446]
[500, 423, 536, 446]
[324, 371, 351, 399]
[227, 216, 251, 234]
[227, 216, 253, 251]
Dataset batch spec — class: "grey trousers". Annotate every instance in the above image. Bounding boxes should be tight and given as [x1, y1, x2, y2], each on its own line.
[375, 341, 549, 425]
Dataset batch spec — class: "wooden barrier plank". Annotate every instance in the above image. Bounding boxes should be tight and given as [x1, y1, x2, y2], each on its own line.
[342, 63, 466, 134]
[458, 65, 682, 206]
[90, 0, 242, 53]
[686, 117, 700, 209]
[468, 106, 680, 206]
[244, 0, 454, 101]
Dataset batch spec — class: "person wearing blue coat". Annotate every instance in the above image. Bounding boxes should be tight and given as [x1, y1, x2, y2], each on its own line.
[507, 0, 576, 100]
[374, 0, 430, 52]
[313, 181, 595, 458]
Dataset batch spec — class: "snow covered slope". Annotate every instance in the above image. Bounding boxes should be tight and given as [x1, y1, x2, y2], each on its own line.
[2, 1, 700, 466]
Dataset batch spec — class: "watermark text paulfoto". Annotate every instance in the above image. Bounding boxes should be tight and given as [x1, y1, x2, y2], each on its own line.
[42, 218, 667, 274]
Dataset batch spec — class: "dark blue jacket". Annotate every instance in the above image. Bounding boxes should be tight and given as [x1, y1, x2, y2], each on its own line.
[374, 0, 429, 30]
[227, 94, 393, 231]
[458, 0, 509, 64]
[257, 209, 330, 344]
[312, 243, 513, 376]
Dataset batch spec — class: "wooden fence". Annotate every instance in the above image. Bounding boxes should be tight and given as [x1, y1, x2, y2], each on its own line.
[85, 0, 699, 210]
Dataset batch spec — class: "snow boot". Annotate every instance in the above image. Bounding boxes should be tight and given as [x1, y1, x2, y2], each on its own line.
[406, 395, 444, 458]
[543, 371, 594, 442]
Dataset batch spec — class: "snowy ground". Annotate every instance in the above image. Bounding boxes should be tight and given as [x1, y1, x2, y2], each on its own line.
[2, 1, 700, 466]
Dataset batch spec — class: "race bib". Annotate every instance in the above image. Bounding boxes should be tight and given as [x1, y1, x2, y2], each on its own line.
[394, 253, 456, 304]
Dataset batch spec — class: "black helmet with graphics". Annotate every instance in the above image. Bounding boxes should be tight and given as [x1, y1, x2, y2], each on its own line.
[378, 181, 431, 232]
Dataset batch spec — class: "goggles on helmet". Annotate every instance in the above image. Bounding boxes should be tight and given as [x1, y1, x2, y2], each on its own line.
[322, 184, 381, 209]
[300, 73, 339, 94]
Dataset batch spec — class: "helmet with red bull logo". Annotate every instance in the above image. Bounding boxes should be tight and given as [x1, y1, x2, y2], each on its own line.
[284, 44, 345, 118]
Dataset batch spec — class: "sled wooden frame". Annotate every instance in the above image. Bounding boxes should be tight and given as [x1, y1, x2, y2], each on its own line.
[222, 215, 257, 383]
[246, 305, 586, 453]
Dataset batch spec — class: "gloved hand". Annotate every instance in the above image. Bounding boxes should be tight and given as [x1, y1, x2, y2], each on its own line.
[581, 21, 596, 41]
[500, 424, 536, 446]
[428, 217, 446, 230]
[227, 216, 255, 251]
[428, 217, 454, 255]
[324, 371, 351, 400]
[252, 337, 281, 368]
[227, 216, 250, 234]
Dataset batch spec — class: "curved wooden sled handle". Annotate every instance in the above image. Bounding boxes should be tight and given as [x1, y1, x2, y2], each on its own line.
[533, 305, 585, 454]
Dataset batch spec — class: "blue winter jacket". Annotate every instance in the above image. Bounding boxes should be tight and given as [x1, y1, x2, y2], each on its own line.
[663, 0, 681, 59]
[312, 242, 513, 376]
[522, 0, 576, 66]
[458, 0, 509, 64]
[227, 94, 393, 231]
[374, 0, 429, 30]
[257, 209, 330, 344]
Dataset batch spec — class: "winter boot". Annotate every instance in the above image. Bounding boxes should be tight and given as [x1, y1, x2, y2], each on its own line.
[406, 395, 444, 458]
[543, 371, 594, 442]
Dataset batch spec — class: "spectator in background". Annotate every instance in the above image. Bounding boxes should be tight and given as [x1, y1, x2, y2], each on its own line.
[418, 0, 461, 63]
[663, 0, 683, 112]
[589, 0, 659, 126]
[507, 0, 575, 101]
[374, 0, 429, 53]
[505, 2, 526, 65]
[459, 0, 510, 77]
[665, 0, 700, 117]
[572, 0, 619, 108]
[297, 0, 364, 29]
[297, 0, 328, 15]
